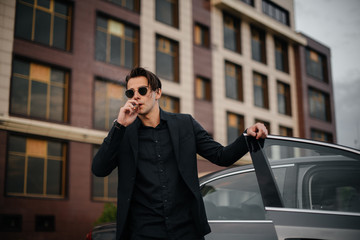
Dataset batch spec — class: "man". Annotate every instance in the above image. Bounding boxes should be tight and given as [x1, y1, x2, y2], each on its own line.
[92, 67, 268, 240]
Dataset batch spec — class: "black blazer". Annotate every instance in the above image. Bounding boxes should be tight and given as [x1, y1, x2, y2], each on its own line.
[92, 109, 249, 239]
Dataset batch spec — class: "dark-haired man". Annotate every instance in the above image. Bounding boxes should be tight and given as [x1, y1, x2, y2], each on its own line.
[92, 67, 268, 240]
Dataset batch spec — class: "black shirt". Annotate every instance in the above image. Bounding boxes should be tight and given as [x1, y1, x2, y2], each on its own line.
[128, 116, 199, 239]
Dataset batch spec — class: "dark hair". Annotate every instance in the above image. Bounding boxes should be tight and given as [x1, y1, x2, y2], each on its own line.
[125, 67, 162, 91]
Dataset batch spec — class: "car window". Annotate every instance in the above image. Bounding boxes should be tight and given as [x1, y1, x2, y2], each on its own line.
[270, 167, 287, 201]
[262, 138, 360, 213]
[300, 165, 360, 213]
[201, 170, 266, 220]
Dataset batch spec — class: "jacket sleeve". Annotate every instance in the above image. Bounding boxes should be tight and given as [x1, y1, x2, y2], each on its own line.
[191, 116, 248, 167]
[92, 124, 126, 177]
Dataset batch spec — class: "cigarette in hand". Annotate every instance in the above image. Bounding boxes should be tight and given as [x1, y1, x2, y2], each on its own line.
[132, 103, 138, 110]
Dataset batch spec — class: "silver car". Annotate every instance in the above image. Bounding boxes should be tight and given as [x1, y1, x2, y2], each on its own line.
[201, 135, 360, 240]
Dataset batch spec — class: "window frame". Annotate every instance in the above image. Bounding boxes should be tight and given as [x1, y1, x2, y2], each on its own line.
[195, 76, 212, 101]
[279, 125, 293, 137]
[308, 87, 331, 122]
[155, 0, 179, 28]
[159, 94, 180, 113]
[107, 0, 141, 13]
[93, 77, 127, 131]
[14, 0, 73, 51]
[227, 112, 245, 144]
[95, 13, 140, 69]
[305, 48, 328, 83]
[92, 145, 118, 202]
[5, 134, 67, 199]
[251, 26, 267, 64]
[155, 34, 179, 83]
[262, 0, 290, 26]
[194, 22, 210, 48]
[274, 37, 289, 73]
[223, 12, 241, 54]
[225, 61, 243, 102]
[253, 72, 269, 109]
[310, 128, 333, 143]
[10, 57, 69, 123]
[277, 81, 292, 116]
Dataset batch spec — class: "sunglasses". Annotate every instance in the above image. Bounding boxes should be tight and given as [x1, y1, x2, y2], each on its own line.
[125, 86, 149, 98]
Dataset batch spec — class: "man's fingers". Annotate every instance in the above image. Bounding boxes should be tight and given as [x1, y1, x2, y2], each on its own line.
[247, 123, 268, 139]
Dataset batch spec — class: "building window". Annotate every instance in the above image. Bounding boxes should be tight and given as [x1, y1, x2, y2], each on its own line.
[227, 112, 244, 144]
[279, 125, 293, 137]
[305, 48, 328, 82]
[194, 23, 210, 48]
[15, 0, 72, 50]
[94, 78, 126, 130]
[240, 0, 254, 7]
[308, 88, 331, 122]
[10, 58, 69, 122]
[108, 0, 140, 12]
[156, 0, 178, 28]
[156, 35, 179, 82]
[195, 76, 212, 101]
[223, 13, 241, 53]
[35, 215, 55, 232]
[311, 129, 333, 143]
[253, 72, 269, 109]
[275, 37, 288, 73]
[92, 146, 117, 201]
[6, 135, 66, 198]
[262, 0, 289, 26]
[277, 81, 291, 116]
[0, 214, 22, 232]
[251, 26, 266, 64]
[225, 61, 243, 101]
[159, 95, 180, 113]
[95, 15, 139, 69]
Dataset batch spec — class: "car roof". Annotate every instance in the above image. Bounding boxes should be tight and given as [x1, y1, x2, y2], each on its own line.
[199, 135, 360, 185]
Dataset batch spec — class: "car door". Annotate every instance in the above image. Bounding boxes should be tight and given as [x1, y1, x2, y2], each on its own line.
[201, 160, 279, 239]
[247, 135, 360, 240]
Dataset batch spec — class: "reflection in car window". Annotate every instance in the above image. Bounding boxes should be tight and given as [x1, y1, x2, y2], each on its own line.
[201, 171, 266, 220]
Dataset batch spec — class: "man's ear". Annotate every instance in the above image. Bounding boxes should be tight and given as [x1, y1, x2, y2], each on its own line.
[155, 88, 162, 100]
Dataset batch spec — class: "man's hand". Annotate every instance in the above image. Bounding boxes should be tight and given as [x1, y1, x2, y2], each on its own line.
[116, 100, 139, 127]
[246, 123, 268, 139]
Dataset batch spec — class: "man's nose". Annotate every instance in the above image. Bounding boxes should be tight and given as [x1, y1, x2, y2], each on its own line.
[133, 90, 141, 99]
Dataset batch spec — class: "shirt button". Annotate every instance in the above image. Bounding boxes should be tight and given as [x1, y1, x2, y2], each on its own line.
[158, 154, 161, 158]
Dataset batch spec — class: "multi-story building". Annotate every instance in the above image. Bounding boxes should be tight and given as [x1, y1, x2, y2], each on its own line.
[295, 33, 336, 142]
[0, 0, 335, 239]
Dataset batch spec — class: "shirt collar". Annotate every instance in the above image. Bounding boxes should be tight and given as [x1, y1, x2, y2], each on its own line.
[138, 107, 166, 129]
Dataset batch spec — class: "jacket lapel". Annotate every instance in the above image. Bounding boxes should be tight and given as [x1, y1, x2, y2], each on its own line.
[162, 110, 180, 164]
[127, 118, 141, 165]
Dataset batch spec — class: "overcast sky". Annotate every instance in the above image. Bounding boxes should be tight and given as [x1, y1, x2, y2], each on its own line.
[293, 0, 360, 149]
